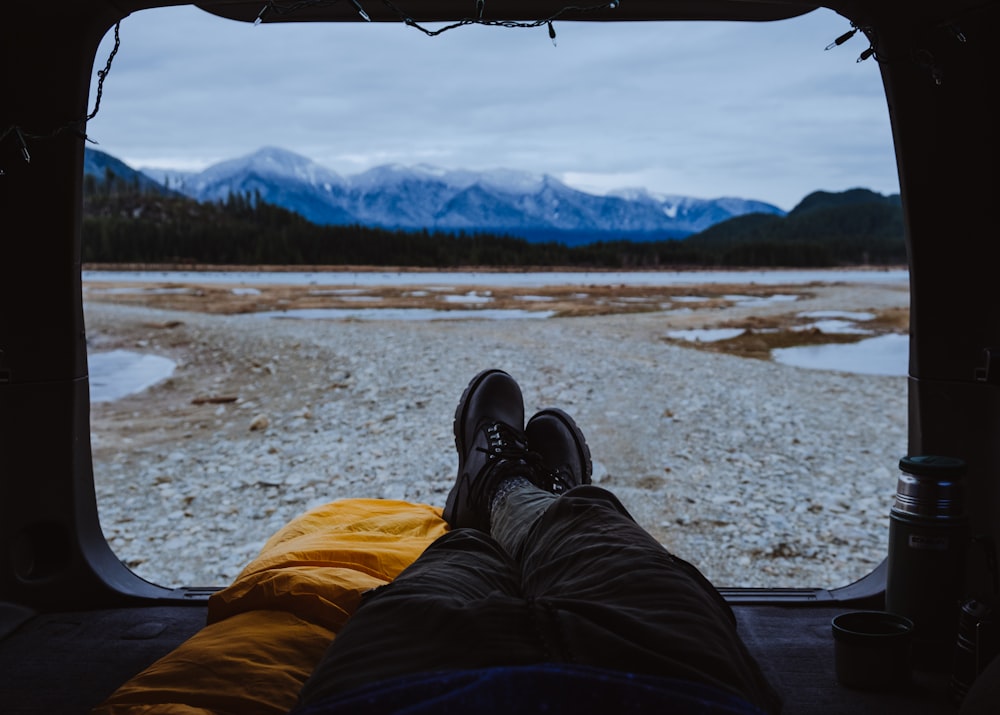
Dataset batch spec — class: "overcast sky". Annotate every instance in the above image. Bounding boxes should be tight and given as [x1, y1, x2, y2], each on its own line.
[85, 5, 899, 211]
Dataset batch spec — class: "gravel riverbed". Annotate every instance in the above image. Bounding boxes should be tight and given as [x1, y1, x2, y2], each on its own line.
[84, 274, 910, 590]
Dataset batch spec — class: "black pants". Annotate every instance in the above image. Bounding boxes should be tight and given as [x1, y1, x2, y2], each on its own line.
[297, 485, 780, 714]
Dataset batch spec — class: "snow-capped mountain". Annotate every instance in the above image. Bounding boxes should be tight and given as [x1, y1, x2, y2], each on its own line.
[133, 147, 785, 242]
[148, 146, 355, 225]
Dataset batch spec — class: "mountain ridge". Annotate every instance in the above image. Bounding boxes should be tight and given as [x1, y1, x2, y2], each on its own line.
[122, 146, 786, 244]
[81, 156, 905, 268]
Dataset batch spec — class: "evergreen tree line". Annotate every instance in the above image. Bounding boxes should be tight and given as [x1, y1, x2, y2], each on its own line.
[682, 190, 906, 266]
[82, 170, 906, 268]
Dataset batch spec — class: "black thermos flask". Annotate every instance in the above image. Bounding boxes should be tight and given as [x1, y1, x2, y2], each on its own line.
[886, 455, 968, 670]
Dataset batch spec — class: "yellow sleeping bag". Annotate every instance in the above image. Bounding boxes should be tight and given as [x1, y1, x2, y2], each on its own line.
[93, 499, 447, 715]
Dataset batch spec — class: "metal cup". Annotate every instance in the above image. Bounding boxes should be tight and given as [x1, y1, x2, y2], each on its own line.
[832, 611, 914, 690]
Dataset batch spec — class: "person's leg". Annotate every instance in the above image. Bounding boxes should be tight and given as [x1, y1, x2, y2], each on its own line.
[489, 476, 558, 556]
[489, 407, 592, 559]
[296, 528, 543, 705]
[489, 406, 778, 712]
[514, 484, 782, 714]
[300, 370, 544, 706]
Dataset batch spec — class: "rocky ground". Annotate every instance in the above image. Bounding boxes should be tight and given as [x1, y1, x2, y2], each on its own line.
[83, 270, 910, 590]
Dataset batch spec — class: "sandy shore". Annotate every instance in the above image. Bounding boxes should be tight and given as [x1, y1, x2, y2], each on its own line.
[84, 272, 910, 590]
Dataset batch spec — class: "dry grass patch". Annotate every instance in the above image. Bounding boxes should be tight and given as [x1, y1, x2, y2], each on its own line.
[661, 304, 910, 360]
[83, 277, 907, 362]
[84, 280, 816, 319]
[868, 306, 909, 331]
[687, 328, 865, 360]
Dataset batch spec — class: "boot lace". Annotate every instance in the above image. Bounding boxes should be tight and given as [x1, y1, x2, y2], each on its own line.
[474, 422, 574, 497]
[531, 464, 576, 495]
[475, 422, 530, 462]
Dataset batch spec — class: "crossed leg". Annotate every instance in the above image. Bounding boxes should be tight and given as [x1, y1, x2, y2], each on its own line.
[298, 484, 779, 714]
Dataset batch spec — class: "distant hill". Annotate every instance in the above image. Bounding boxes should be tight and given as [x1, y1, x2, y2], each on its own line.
[130, 146, 785, 244]
[681, 188, 904, 265]
[84, 149, 173, 195]
[82, 151, 902, 268]
[790, 188, 900, 215]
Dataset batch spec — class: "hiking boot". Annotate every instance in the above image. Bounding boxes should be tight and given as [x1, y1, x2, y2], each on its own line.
[524, 408, 592, 494]
[444, 369, 529, 531]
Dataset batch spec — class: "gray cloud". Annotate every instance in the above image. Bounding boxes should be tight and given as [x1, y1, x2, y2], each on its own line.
[86, 6, 898, 210]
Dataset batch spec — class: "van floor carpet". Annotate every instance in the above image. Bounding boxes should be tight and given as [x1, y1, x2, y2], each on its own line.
[0, 603, 957, 714]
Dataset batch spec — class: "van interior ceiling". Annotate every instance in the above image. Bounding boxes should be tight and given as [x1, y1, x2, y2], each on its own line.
[2, 0, 999, 713]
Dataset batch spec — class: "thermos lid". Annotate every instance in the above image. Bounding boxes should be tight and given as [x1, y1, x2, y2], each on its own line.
[898, 455, 967, 476]
[894, 455, 966, 518]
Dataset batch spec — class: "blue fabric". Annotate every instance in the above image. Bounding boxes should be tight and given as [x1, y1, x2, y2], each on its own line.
[291, 663, 768, 715]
